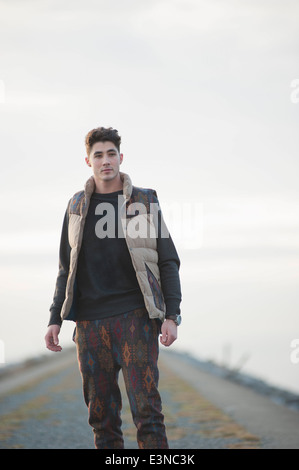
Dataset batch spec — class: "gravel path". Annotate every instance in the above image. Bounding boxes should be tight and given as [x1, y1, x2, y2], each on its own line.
[0, 347, 297, 449]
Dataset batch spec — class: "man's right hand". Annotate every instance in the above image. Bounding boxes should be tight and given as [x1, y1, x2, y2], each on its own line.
[45, 325, 62, 352]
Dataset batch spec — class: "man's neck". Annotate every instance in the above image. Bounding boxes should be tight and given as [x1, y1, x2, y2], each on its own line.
[94, 174, 123, 194]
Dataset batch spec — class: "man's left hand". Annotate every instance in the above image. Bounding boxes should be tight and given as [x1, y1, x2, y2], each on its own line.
[160, 319, 177, 347]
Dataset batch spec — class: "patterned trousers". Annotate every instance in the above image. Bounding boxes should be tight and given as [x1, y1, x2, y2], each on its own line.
[75, 307, 169, 449]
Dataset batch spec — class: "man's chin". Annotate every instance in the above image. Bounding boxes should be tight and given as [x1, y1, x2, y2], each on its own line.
[100, 170, 116, 178]
[99, 172, 116, 181]
[102, 174, 114, 179]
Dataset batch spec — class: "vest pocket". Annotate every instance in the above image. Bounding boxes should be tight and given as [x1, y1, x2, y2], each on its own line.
[145, 263, 165, 312]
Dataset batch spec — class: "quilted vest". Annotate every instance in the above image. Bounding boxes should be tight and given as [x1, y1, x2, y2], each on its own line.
[60, 172, 166, 322]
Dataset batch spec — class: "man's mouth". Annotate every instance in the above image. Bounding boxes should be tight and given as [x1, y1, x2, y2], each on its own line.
[102, 168, 112, 172]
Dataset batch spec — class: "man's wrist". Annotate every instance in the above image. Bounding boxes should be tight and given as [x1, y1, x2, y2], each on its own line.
[165, 314, 182, 326]
[47, 322, 62, 328]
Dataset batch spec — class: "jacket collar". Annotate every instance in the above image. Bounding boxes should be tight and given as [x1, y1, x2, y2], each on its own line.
[84, 172, 133, 201]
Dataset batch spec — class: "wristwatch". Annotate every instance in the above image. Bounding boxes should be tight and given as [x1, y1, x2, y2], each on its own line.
[166, 314, 182, 326]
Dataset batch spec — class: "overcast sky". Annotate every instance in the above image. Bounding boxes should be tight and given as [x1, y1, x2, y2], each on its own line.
[1, 1, 299, 391]
[0, 0, 298, 253]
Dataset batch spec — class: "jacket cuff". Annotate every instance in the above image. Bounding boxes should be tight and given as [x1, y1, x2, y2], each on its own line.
[165, 300, 181, 317]
[48, 310, 62, 327]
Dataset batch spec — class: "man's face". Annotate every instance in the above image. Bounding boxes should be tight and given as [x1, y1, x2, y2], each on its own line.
[86, 141, 123, 182]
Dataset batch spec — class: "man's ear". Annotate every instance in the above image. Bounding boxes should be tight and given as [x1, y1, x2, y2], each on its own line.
[119, 153, 124, 165]
[85, 156, 91, 167]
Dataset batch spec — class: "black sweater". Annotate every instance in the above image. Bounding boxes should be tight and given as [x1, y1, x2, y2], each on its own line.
[49, 190, 181, 326]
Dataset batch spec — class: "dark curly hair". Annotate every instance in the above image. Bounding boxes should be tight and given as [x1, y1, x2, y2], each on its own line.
[85, 127, 121, 155]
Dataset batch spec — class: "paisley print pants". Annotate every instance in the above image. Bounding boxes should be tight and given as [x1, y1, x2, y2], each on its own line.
[75, 307, 169, 449]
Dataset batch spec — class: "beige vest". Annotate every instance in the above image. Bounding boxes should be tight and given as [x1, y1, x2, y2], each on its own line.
[60, 172, 166, 322]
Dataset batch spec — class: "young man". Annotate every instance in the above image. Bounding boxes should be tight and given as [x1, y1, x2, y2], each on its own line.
[45, 127, 182, 449]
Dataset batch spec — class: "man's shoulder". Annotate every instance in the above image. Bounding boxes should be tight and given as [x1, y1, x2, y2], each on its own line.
[128, 186, 159, 213]
[67, 189, 85, 215]
[131, 185, 158, 201]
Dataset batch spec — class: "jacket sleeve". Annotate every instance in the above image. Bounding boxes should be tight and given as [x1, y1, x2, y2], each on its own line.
[153, 192, 182, 317]
[48, 205, 71, 326]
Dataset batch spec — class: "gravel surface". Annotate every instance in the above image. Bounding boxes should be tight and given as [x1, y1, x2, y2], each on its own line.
[0, 347, 295, 449]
